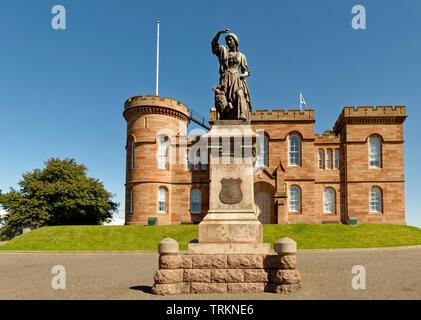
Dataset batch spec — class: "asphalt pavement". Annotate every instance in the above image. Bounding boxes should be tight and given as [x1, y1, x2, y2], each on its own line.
[0, 248, 420, 300]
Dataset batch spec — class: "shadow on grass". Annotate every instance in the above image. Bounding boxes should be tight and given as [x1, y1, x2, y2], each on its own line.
[130, 285, 153, 294]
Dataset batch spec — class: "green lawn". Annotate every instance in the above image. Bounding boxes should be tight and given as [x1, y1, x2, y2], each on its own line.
[1, 224, 420, 251]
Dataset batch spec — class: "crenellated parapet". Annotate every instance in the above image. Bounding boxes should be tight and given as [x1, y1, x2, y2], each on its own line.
[333, 106, 406, 133]
[209, 109, 315, 123]
[314, 131, 340, 144]
[123, 95, 190, 124]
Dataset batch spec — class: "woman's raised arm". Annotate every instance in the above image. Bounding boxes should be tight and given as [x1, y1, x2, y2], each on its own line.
[211, 29, 230, 55]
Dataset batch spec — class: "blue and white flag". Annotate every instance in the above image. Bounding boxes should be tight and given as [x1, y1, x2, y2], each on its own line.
[300, 92, 307, 112]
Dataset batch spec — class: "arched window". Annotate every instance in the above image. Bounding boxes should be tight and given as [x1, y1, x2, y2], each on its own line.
[334, 149, 339, 169]
[186, 149, 190, 170]
[129, 189, 134, 214]
[370, 187, 382, 212]
[289, 186, 301, 212]
[326, 150, 332, 169]
[130, 140, 135, 170]
[201, 150, 207, 170]
[190, 189, 201, 214]
[194, 151, 199, 171]
[324, 188, 335, 213]
[158, 187, 167, 213]
[318, 150, 324, 169]
[289, 135, 301, 166]
[257, 135, 269, 166]
[369, 136, 381, 168]
[158, 136, 168, 169]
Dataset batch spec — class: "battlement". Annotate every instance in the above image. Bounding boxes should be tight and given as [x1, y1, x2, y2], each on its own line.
[209, 109, 315, 122]
[333, 105, 407, 133]
[340, 105, 406, 117]
[123, 95, 190, 123]
[314, 130, 340, 144]
[125, 94, 189, 112]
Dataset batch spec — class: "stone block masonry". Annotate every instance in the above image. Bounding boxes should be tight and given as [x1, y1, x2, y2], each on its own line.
[152, 254, 301, 295]
[151, 238, 302, 295]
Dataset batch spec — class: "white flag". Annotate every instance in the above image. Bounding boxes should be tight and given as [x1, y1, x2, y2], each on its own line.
[300, 92, 307, 111]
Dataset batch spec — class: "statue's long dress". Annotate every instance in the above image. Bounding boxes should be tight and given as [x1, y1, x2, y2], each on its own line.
[212, 44, 252, 120]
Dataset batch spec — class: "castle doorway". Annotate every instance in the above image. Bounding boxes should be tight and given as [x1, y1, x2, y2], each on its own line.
[255, 191, 270, 224]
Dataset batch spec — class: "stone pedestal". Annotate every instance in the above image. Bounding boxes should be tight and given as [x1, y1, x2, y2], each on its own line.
[151, 122, 302, 295]
[188, 121, 272, 255]
[152, 238, 302, 295]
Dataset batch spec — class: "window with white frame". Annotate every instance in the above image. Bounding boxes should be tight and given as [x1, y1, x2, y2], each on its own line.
[323, 188, 335, 213]
[326, 150, 332, 169]
[289, 186, 300, 212]
[158, 136, 168, 169]
[257, 135, 268, 166]
[194, 151, 199, 171]
[334, 149, 339, 169]
[190, 189, 201, 214]
[131, 140, 135, 170]
[369, 137, 381, 168]
[158, 187, 167, 213]
[288, 135, 300, 166]
[318, 150, 324, 169]
[129, 189, 134, 214]
[370, 186, 382, 212]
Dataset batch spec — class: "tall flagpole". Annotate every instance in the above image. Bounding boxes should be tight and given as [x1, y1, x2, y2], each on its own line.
[156, 20, 160, 96]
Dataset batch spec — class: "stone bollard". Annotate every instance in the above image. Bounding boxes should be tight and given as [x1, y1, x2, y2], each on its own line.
[266, 237, 301, 294]
[158, 238, 179, 256]
[274, 237, 297, 255]
[152, 238, 189, 295]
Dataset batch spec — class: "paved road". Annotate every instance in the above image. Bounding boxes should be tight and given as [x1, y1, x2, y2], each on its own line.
[0, 248, 420, 300]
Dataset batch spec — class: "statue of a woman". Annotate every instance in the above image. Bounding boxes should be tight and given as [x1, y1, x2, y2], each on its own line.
[211, 29, 252, 121]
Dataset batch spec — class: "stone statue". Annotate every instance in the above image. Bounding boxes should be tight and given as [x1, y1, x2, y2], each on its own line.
[212, 29, 252, 121]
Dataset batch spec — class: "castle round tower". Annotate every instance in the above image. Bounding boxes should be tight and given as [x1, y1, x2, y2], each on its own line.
[123, 95, 190, 225]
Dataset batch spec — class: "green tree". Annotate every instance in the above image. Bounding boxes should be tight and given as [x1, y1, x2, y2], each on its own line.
[0, 158, 118, 239]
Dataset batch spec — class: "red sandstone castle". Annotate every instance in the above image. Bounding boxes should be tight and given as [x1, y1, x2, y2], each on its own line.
[123, 95, 407, 225]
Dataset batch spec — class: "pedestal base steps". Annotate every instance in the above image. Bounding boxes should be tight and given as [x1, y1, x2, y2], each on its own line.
[151, 238, 302, 295]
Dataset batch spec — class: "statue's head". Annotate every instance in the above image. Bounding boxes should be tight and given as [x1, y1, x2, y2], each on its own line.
[225, 33, 239, 49]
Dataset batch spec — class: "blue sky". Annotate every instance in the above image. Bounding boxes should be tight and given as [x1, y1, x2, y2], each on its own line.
[0, 0, 420, 227]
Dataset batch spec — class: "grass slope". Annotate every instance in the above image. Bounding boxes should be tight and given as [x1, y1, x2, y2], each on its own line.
[1, 224, 421, 251]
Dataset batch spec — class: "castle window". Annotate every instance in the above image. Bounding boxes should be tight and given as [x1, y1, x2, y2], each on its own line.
[369, 137, 381, 168]
[326, 150, 332, 169]
[201, 151, 207, 171]
[334, 149, 339, 169]
[158, 187, 167, 213]
[318, 150, 324, 169]
[288, 135, 301, 166]
[257, 134, 268, 166]
[194, 151, 199, 171]
[190, 189, 201, 214]
[323, 188, 335, 213]
[129, 189, 134, 214]
[370, 187, 382, 213]
[289, 186, 301, 212]
[158, 136, 168, 170]
[131, 140, 135, 170]
[186, 150, 190, 170]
